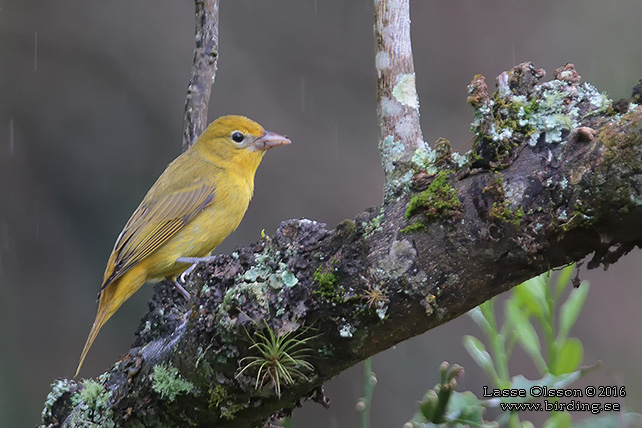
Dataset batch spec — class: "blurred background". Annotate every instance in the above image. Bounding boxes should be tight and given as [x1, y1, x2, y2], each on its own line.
[1, 0, 641, 426]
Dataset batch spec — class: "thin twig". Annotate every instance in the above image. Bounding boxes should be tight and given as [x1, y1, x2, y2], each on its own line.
[360, 357, 376, 428]
[182, 0, 220, 151]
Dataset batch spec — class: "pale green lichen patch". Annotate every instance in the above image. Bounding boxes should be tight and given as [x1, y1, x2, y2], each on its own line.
[279, 270, 299, 288]
[380, 239, 416, 277]
[41, 379, 76, 423]
[411, 142, 470, 175]
[469, 66, 612, 168]
[361, 207, 385, 238]
[411, 145, 437, 173]
[525, 81, 608, 145]
[152, 362, 194, 402]
[631, 194, 642, 206]
[228, 247, 300, 312]
[339, 321, 355, 338]
[450, 151, 469, 168]
[75, 379, 111, 412]
[60, 379, 115, 428]
[384, 170, 413, 202]
[380, 135, 405, 176]
[395, 114, 418, 140]
[392, 73, 419, 110]
[222, 282, 269, 311]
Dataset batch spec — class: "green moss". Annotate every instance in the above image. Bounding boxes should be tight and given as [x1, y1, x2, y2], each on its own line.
[335, 218, 358, 241]
[313, 266, 338, 288]
[208, 385, 244, 419]
[313, 266, 344, 303]
[483, 174, 524, 227]
[62, 379, 115, 428]
[208, 384, 228, 408]
[489, 201, 524, 227]
[522, 97, 539, 116]
[560, 211, 595, 232]
[152, 363, 194, 402]
[400, 221, 427, 234]
[403, 170, 462, 230]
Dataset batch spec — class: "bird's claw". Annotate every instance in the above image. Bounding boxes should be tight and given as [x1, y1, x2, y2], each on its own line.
[172, 280, 192, 303]
[177, 256, 217, 283]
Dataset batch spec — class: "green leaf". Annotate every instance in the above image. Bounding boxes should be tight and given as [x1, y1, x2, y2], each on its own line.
[417, 390, 437, 422]
[443, 391, 486, 425]
[463, 335, 499, 384]
[479, 299, 497, 333]
[558, 283, 589, 343]
[505, 299, 547, 373]
[555, 264, 575, 299]
[468, 306, 494, 338]
[551, 338, 583, 375]
[513, 274, 549, 318]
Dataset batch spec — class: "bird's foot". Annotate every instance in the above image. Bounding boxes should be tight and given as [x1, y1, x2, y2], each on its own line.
[177, 256, 217, 283]
[172, 279, 192, 303]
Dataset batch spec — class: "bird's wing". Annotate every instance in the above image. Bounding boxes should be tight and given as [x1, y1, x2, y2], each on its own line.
[101, 178, 217, 291]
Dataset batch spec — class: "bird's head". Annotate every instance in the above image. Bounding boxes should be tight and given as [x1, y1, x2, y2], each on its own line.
[194, 115, 290, 169]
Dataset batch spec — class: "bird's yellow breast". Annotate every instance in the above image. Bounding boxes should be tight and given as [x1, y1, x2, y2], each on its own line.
[142, 171, 254, 280]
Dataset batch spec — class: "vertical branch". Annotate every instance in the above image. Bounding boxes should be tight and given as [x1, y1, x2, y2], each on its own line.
[374, 0, 424, 188]
[182, 0, 220, 151]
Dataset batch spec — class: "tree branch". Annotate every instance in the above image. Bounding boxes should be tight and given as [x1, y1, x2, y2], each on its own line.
[374, 0, 424, 198]
[182, 0, 219, 151]
[41, 62, 642, 428]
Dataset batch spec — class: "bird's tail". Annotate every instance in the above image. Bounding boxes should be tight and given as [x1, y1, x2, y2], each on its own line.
[75, 269, 146, 377]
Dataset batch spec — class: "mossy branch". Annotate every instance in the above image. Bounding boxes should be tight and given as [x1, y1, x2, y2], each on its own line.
[42, 64, 642, 427]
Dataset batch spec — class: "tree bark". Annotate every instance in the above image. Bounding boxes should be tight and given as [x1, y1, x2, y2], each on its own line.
[182, 0, 219, 151]
[40, 0, 642, 426]
[374, 0, 424, 199]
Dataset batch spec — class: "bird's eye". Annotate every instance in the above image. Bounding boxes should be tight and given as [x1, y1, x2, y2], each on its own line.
[231, 131, 245, 143]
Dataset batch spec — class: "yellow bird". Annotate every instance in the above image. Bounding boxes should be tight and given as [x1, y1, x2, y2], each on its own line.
[76, 115, 290, 376]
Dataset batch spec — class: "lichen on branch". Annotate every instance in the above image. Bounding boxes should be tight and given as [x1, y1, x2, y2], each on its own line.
[374, 0, 425, 196]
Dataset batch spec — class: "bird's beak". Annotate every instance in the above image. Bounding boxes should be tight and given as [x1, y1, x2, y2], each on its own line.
[252, 130, 291, 151]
